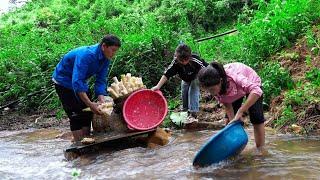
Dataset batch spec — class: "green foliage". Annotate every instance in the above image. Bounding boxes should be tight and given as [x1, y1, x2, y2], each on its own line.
[274, 105, 296, 128]
[237, 4, 255, 24]
[241, 0, 315, 66]
[306, 68, 320, 86]
[71, 168, 81, 179]
[273, 82, 320, 128]
[198, 0, 320, 68]
[305, 55, 312, 67]
[36, 7, 59, 28]
[0, 0, 247, 110]
[277, 51, 299, 61]
[160, 116, 173, 128]
[0, 0, 320, 112]
[167, 98, 181, 111]
[155, 0, 246, 36]
[284, 88, 306, 106]
[306, 28, 320, 55]
[170, 111, 188, 127]
[259, 62, 293, 104]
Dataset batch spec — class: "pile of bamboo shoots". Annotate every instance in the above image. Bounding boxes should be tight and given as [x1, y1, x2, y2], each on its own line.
[107, 73, 145, 99]
[82, 100, 114, 115]
[91, 99, 115, 133]
[98, 102, 114, 115]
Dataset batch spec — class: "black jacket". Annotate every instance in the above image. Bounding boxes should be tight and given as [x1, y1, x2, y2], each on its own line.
[164, 54, 208, 82]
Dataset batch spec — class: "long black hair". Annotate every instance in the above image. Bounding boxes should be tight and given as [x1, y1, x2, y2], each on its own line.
[198, 62, 228, 94]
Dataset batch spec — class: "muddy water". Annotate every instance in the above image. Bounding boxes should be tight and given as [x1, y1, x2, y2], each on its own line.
[0, 128, 320, 180]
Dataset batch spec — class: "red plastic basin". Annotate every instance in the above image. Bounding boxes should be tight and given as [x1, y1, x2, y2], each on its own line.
[123, 89, 168, 131]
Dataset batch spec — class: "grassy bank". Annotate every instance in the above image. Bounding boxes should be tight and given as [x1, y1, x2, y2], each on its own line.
[0, 0, 319, 132]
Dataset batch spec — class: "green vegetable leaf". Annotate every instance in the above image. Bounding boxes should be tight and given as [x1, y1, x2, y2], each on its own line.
[170, 112, 188, 127]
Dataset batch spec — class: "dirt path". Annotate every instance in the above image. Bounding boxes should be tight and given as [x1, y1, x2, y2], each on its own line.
[0, 96, 226, 131]
[0, 109, 69, 131]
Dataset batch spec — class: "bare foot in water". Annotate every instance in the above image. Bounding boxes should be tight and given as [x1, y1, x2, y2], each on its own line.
[242, 146, 269, 157]
[255, 146, 269, 156]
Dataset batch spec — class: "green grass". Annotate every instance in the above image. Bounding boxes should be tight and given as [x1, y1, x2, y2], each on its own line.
[0, 0, 320, 113]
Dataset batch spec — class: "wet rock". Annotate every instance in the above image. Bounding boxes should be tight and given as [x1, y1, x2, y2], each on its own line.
[146, 128, 171, 148]
[81, 137, 95, 145]
[184, 121, 224, 130]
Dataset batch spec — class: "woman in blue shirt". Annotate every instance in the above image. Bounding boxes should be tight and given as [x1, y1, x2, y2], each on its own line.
[52, 34, 121, 142]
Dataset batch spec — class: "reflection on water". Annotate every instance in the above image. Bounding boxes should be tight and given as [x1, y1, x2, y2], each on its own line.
[0, 128, 320, 179]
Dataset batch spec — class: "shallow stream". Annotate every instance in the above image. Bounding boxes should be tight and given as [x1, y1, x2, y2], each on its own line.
[1, 127, 320, 179]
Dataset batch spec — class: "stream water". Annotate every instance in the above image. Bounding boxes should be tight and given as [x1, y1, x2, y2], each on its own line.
[0, 127, 319, 179]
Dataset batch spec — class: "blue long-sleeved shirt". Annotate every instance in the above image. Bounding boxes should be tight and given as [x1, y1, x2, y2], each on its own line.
[52, 44, 110, 96]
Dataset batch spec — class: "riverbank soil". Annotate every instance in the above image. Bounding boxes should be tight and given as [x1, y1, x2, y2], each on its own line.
[0, 109, 69, 131]
[268, 27, 320, 135]
[0, 96, 229, 132]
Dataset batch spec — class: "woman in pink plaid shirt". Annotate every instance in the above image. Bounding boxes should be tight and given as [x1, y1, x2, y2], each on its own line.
[198, 62, 265, 150]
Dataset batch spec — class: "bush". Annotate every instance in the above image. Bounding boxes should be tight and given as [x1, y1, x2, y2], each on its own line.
[259, 62, 293, 105]
[306, 68, 320, 86]
[274, 105, 296, 128]
[1, 0, 320, 111]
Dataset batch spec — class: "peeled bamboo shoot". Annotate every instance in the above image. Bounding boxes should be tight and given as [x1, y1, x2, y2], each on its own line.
[107, 87, 119, 99]
[109, 74, 145, 99]
[111, 83, 120, 94]
[112, 77, 120, 84]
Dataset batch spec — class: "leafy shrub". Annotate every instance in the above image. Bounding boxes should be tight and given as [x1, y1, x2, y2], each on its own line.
[199, 0, 320, 68]
[274, 105, 296, 128]
[305, 28, 320, 55]
[1, 0, 320, 111]
[284, 89, 306, 106]
[259, 62, 293, 105]
[36, 7, 59, 28]
[306, 68, 320, 86]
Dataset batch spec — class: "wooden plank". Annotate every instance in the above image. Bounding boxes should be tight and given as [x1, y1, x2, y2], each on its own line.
[65, 129, 156, 153]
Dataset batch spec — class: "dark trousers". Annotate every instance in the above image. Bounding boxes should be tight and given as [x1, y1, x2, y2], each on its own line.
[231, 95, 265, 125]
[55, 84, 93, 131]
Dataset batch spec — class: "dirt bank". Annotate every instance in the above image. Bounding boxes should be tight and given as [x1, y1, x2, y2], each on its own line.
[0, 109, 69, 131]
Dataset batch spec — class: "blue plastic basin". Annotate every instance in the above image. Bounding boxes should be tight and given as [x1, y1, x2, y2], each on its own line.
[193, 120, 248, 167]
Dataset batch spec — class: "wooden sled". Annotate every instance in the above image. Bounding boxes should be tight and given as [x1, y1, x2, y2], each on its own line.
[64, 129, 156, 160]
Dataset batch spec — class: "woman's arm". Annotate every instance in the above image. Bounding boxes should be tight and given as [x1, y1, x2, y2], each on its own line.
[151, 75, 168, 90]
[223, 103, 234, 124]
[232, 93, 260, 122]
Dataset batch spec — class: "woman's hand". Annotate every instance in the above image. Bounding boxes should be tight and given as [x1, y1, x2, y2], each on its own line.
[230, 93, 260, 123]
[231, 110, 244, 123]
[151, 75, 167, 91]
[224, 118, 230, 125]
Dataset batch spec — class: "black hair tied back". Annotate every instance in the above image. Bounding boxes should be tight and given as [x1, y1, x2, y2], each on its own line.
[198, 62, 228, 94]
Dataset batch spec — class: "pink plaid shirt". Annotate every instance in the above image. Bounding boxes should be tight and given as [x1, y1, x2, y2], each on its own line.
[215, 62, 263, 104]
